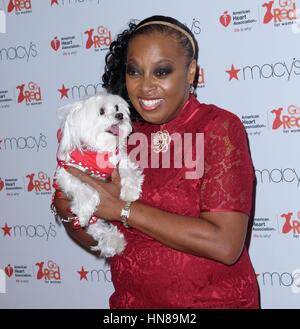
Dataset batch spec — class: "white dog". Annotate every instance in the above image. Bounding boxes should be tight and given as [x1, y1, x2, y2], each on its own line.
[54, 93, 143, 257]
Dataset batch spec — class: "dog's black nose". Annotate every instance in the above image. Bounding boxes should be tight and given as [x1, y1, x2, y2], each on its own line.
[115, 112, 123, 120]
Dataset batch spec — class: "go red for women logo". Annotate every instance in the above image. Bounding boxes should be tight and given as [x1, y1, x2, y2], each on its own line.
[7, 0, 32, 14]
[16, 82, 43, 106]
[26, 171, 52, 194]
[262, 0, 297, 24]
[36, 260, 61, 283]
[84, 26, 112, 51]
[281, 211, 300, 236]
[271, 105, 300, 130]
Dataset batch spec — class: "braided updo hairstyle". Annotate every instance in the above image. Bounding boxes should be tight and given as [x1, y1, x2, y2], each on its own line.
[102, 15, 199, 122]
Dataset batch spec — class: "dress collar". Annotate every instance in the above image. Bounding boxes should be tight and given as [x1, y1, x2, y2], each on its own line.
[134, 93, 200, 133]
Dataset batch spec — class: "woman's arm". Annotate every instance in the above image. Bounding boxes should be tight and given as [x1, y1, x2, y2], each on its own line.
[52, 168, 123, 253]
[52, 194, 99, 253]
[126, 202, 248, 265]
[65, 167, 249, 265]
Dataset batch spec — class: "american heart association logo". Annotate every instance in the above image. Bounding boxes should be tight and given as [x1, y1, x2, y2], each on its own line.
[5, 264, 13, 278]
[51, 37, 61, 51]
[220, 11, 232, 27]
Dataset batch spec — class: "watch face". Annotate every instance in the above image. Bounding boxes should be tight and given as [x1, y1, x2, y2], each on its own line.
[121, 202, 132, 228]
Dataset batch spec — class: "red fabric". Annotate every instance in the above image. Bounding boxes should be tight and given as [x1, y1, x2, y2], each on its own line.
[69, 149, 115, 175]
[109, 95, 259, 309]
[56, 128, 116, 175]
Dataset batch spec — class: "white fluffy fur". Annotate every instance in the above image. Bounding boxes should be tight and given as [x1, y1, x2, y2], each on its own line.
[55, 92, 143, 258]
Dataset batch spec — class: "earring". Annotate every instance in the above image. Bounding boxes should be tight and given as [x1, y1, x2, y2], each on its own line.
[189, 84, 194, 94]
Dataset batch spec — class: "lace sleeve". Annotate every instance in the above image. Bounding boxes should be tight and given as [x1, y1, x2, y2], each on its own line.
[200, 111, 254, 216]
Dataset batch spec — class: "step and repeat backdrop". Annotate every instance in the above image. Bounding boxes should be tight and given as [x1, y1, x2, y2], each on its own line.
[0, 0, 299, 309]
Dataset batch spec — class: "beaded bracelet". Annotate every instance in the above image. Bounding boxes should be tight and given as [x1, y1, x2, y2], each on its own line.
[50, 203, 76, 223]
[50, 203, 99, 230]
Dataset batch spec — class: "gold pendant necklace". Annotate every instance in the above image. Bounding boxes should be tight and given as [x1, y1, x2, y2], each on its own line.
[152, 129, 171, 153]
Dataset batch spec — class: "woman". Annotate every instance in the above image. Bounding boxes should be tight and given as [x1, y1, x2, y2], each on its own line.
[53, 15, 260, 309]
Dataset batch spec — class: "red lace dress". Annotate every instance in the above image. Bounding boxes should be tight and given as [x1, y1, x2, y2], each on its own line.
[109, 95, 259, 309]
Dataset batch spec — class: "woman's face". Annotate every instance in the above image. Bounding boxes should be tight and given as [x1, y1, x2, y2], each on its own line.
[126, 32, 196, 125]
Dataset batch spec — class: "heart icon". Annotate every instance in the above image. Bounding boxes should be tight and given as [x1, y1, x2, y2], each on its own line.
[5, 264, 13, 278]
[0, 177, 4, 191]
[220, 11, 232, 27]
[51, 37, 61, 51]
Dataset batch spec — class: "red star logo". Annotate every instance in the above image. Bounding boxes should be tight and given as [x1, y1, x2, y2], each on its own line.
[2, 223, 12, 237]
[51, 0, 59, 5]
[226, 64, 240, 81]
[58, 84, 70, 99]
[77, 266, 89, 281]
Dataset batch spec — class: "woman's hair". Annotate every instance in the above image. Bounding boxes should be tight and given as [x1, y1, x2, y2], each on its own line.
[102, 15, 199, 121]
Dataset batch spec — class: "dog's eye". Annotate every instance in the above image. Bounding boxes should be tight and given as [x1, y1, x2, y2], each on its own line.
[115, 105, 119, 112]
[99, 108, 105, 115]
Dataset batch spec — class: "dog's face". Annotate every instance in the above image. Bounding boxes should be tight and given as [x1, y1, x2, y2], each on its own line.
[58, 93, 132, 156]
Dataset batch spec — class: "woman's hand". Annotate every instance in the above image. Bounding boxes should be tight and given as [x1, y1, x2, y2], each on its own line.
[65, 166, 126, 221]
[52, 190, 99, 252]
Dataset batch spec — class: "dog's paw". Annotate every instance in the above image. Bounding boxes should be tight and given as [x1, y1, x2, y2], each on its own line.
[90, 230, 127, 258]
[78, 216, 89, 227]
[120, 187, 141, 202]
[73, 203, 98, 227]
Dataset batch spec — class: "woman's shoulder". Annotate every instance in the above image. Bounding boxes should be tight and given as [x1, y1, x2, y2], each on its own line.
[197, 99, 240, 120]
[196, 100, 244, 130]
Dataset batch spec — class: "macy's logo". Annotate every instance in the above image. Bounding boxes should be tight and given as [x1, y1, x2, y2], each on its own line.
[1, 221, 56, 240]
[58, 82, 102, 100]
[0, 42, 37, 62]
[0, 133, 47, 152]
[281, 211, 300, 235]
[271, 105, 300, 129]
[262, 0, 297, 24]
[77, 266, 111, 282]
[258, 270, 300, 292]
[16, 82, 42, 105]
[226, 58, 300, 81]
[84, 26, 112, 50]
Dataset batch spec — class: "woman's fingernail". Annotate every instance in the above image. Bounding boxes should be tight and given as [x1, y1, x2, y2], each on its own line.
[63, 165, 70, 170]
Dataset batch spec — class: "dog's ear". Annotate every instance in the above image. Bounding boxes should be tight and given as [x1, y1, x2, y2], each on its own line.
[57, 101, 83, 160]
[118, 102, 130, 115]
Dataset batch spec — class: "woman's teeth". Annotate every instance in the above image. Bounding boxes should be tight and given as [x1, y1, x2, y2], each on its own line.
[139, 98, 163, 110]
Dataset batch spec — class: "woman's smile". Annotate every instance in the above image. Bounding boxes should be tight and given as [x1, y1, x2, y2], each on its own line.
[138, 98, 164, 111]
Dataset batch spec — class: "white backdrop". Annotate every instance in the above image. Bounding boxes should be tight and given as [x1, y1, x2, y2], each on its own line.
[0, 0, 299, 309]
